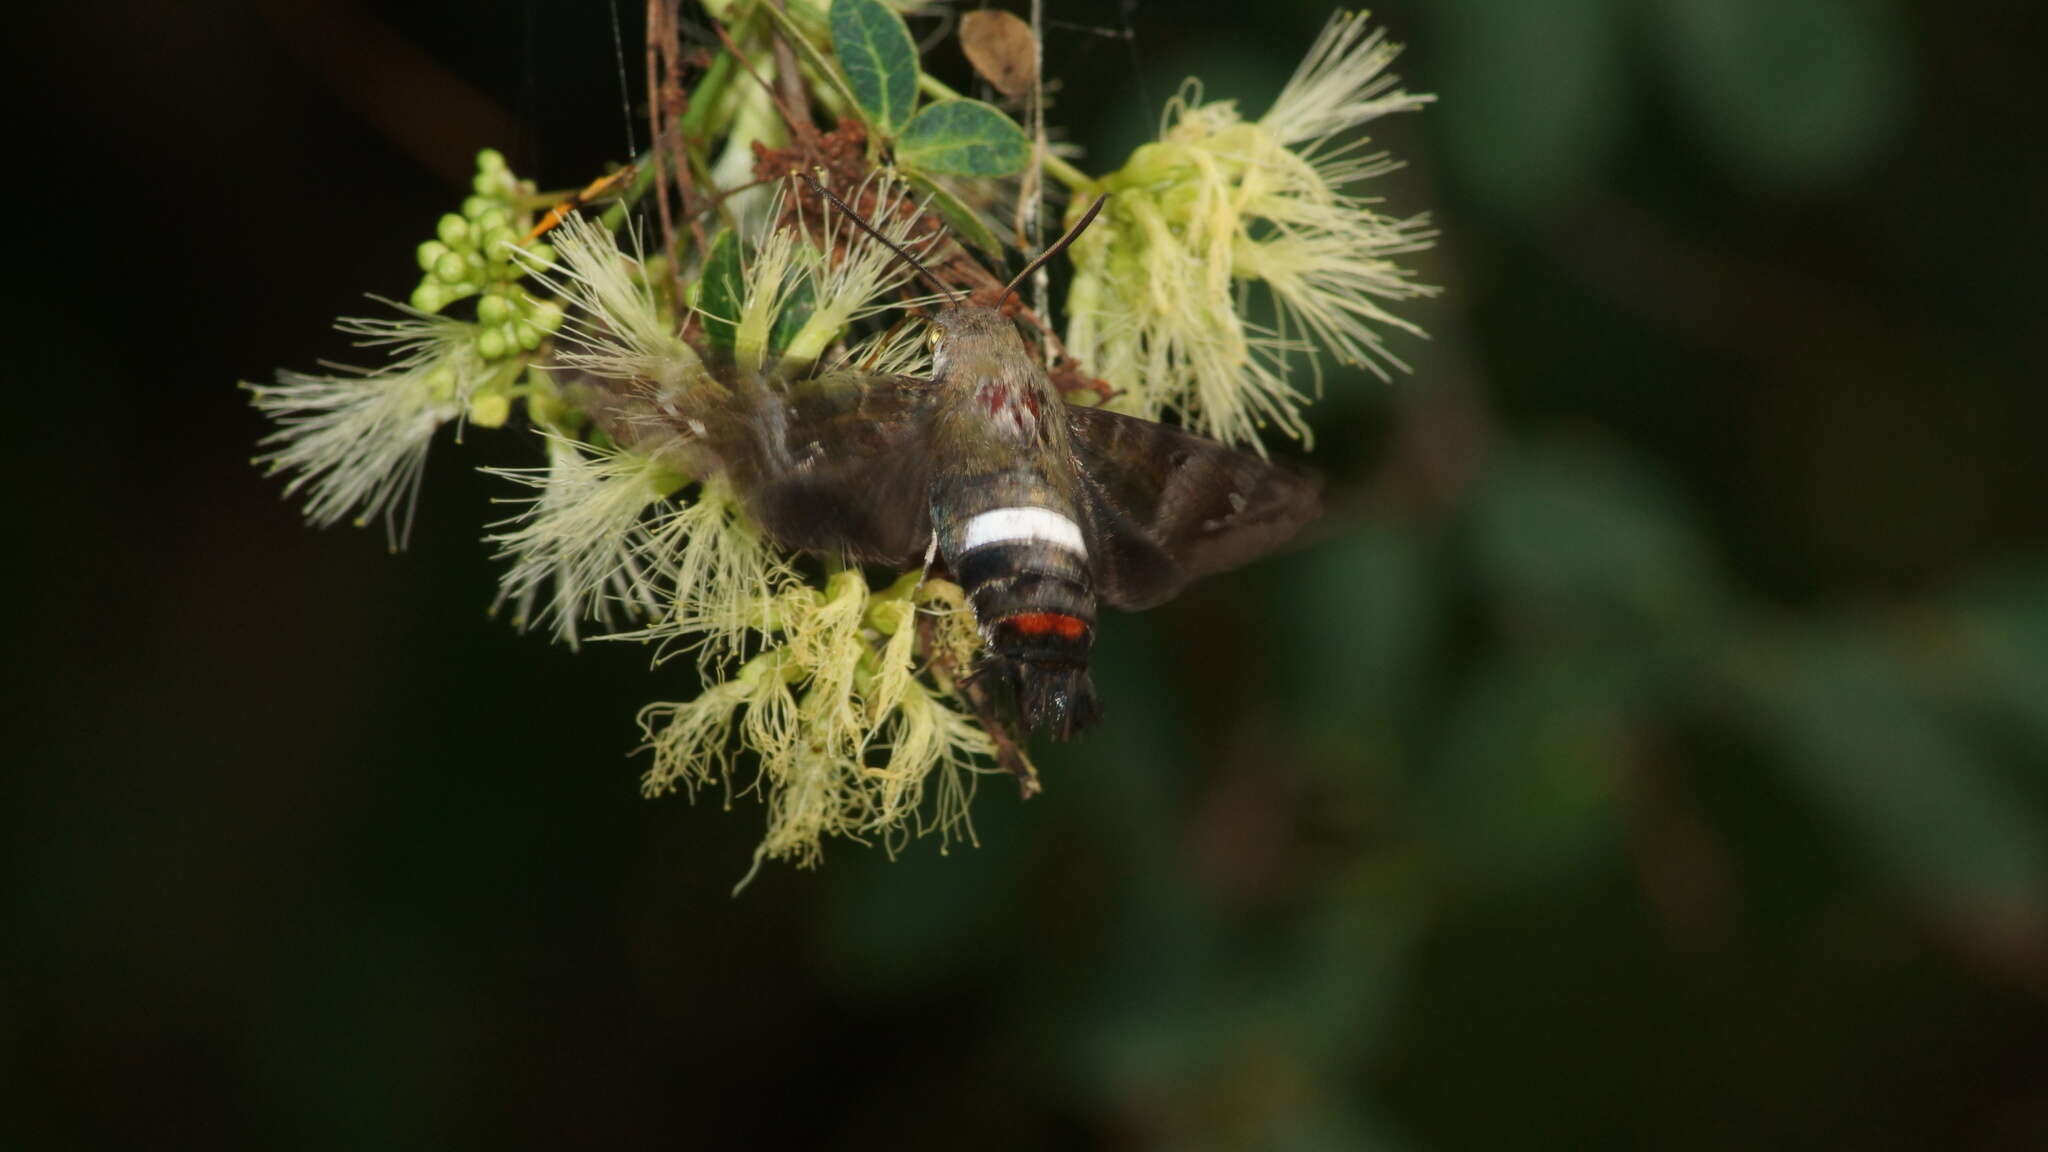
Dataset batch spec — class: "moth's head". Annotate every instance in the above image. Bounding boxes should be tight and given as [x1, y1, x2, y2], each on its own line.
[926, 302, 1027, 380]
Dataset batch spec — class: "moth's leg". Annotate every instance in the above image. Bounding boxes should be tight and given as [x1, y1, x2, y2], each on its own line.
[918, 530, 939, 586]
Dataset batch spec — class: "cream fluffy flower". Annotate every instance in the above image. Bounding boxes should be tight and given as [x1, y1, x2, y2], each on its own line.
[1063, 11, 1437, 451]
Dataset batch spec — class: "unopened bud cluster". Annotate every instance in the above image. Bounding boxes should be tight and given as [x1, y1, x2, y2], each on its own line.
[410, 149, 566, 366]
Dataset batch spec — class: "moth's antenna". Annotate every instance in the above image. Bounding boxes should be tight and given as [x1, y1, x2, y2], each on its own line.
[797, 170, 959, 301]
[1000, 193, 1107, 307]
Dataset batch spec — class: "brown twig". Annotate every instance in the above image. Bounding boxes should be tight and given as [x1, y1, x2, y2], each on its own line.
[766, 0, 819, 150]
[644, 0, 695, 302]
[708, 16, 811, 152]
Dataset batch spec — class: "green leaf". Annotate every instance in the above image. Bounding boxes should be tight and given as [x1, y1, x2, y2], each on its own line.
[1651, 0, 1907, 192]
[904, 172, 1003, 258]
[830, 0, 919, 135]
[897, 99, 1031, 177]
[1431, 0, 1624, 212]
[1953, 562, 2048, 750]
[769, 276, 817, 358]
[1426, 641, 1636, 891]
[1715, 627, 2048, 934]
[699, 229, 743, 351]
[1471, 437, 1723, 627]
[760, 3, 861, 123]
[1268, 523, 1433, 732]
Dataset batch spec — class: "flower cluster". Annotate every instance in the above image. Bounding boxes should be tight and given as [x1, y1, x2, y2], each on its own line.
[249, 6, 1432, 875]
[638, 571, 993, 884]
[248, 149, 566, 546]
[1064, 11, 1437, 450]
[477, 178, 1001, 876]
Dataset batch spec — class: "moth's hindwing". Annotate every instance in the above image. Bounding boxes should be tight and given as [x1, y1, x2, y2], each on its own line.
[1067, 405, 1322, 610]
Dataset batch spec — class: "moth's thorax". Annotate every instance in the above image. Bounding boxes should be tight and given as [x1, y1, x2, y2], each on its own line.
[969, 371, 1050, 442]
[929, 304, 1063, 448]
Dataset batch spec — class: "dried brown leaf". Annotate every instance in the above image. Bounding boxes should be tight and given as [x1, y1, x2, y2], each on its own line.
[959, 9, 1036, 101]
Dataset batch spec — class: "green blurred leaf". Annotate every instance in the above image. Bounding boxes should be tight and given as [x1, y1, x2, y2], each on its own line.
[897, 99, 1031, 177]
[769, 276, 816, 357]
[830, 0, 919, 134]
[1714, 626, 2048, 934]
[1426, 642, 1635, 889]
[1652, 0, 1907, 191]
[698, 228, 743, 351]
[1265, 523, 1434, 778]
[905, 171, 1004, 257]
[1953, 561, 2048, 751]
[1431, 0, 1624, 211]
[1271, 525, 1432, 701]
[1471, 438, 1722, 626]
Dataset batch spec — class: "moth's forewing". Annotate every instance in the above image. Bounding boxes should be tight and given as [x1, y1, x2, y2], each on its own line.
[684, 371, 943, 566]
[1067, 406, 1322, 610]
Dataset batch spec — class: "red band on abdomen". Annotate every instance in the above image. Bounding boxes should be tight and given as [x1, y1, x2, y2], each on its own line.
[1005, 612, 1088, 640]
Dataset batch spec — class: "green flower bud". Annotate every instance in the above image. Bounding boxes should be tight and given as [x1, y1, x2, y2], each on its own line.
[471, 170, 501, 197]
[436, 213, 470, 249]
[527, 243, 555, 267]
[529, 300, 565, 333]
[476, 327, 509, 360]
[477, 293, 511, 326]
[461, 195, 494, 220]
[824, 568, 867, 606]
[433, 251, 470, 284]
[481, 226, 517, 260]
[514, 320, 543, 351]
[864, 598, 913, 636]
[476, 147, 507, 174]
[416, 239, 449, 272]
[467, 391, 513, 428]
[736, 650, 784, 688]
[410, 280, 446, 314]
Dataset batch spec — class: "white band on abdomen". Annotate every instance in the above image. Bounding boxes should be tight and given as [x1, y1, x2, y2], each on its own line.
[960, 506, 1087, 557]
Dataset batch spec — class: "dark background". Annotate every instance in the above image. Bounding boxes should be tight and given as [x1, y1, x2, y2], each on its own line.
[9, 1, 2047, 1148]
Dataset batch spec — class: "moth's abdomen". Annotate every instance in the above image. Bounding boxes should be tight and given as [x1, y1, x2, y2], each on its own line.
[949, 504, 1096, 646]
[939, 493, 1103, 736]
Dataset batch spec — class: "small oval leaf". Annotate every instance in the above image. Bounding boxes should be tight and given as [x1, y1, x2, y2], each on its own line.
[897, 99, 1030, 177]
[831, 0, 920, 135]
[699, 229, 743, 351]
